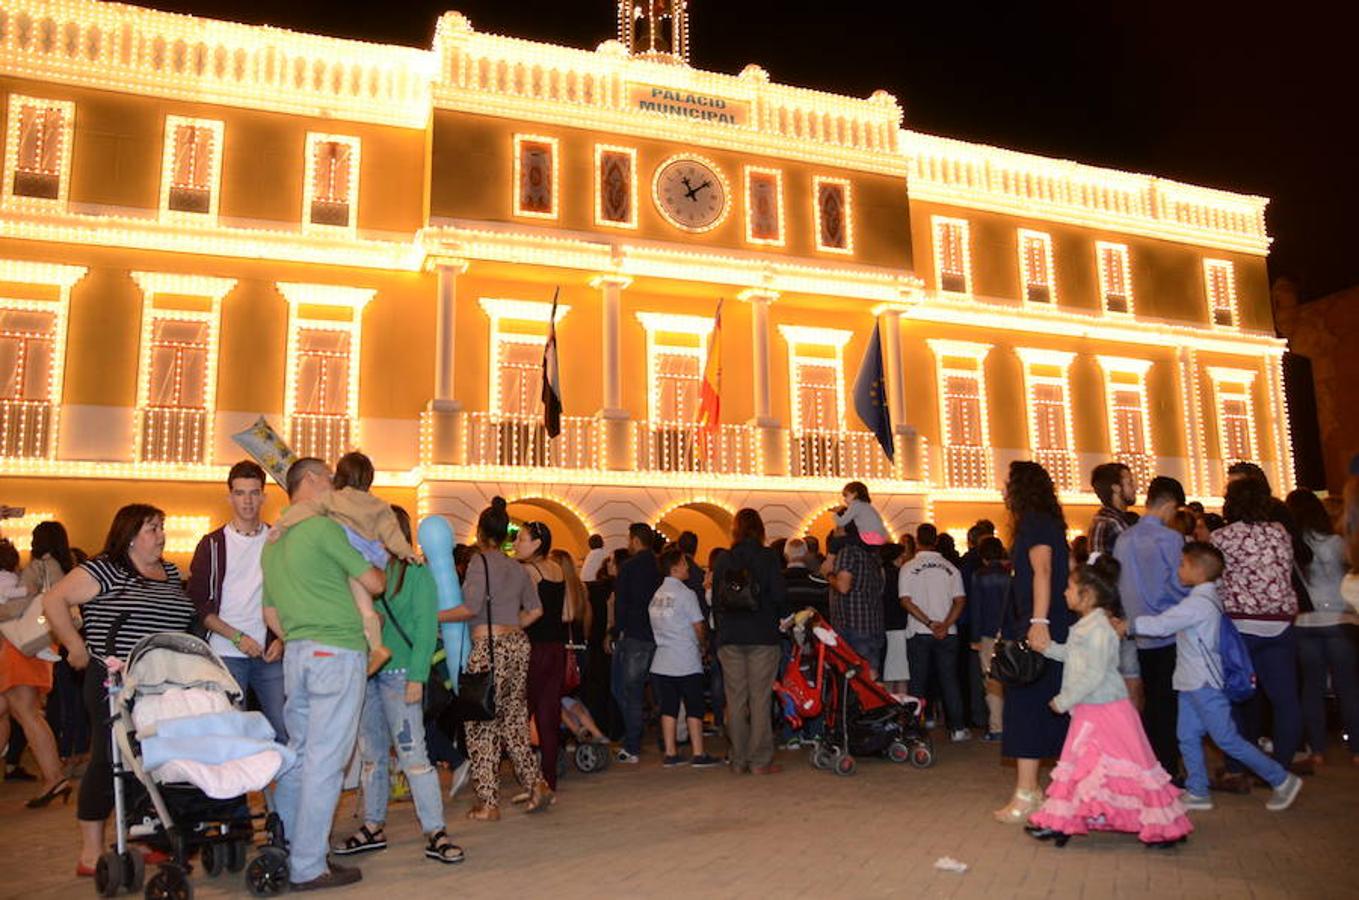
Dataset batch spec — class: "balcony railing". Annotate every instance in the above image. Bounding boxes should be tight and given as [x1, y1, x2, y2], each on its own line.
[942, 444, 993, 489]
[0, 398, 51, 458]
[464, 413, 598, 469]
[789, 430, 895, 480]
[291, 413, 350, 464]
[1035, 448, 1079, 491]
[641, 422, 756, 475]
[139, 407, 207, 463]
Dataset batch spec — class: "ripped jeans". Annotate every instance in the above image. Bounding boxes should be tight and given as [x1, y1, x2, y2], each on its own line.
[359, 670, 445, 835]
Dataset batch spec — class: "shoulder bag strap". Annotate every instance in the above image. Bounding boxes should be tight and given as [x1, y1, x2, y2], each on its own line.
[481, 553, 495, 681]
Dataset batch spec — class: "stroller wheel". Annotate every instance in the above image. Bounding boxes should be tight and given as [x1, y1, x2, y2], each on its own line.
[910, 744, 935, 769]
[95, 850, 124, 897]
[810, 747, 832, 771]
[122, 850, 146, 892]
[200, 843, 224, 878]
[144, 866, 192, 900]
[574, 741, 608, 774]
[245, 847, 289, 897]
[887, 741, 911, 764]
[834, 754, 857, 777]
[226, 840, 250, 873]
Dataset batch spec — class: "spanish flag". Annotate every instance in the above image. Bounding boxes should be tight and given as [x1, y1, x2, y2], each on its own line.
[696, 298, 723, 460]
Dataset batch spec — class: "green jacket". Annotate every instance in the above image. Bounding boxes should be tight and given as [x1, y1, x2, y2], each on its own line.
[377, 561, 439, 684]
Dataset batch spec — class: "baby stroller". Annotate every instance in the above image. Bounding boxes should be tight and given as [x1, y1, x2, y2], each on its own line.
[777, 609, 933, 776]
[96, 630, 291, 898]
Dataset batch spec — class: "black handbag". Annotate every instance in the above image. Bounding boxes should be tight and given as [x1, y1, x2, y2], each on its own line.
[448, 554, 498, 722]
[988, 582, 1049, 687]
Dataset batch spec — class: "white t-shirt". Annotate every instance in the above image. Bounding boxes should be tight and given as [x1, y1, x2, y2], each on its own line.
[580, 547, 608, 583]
[210, 526, 269, 659]
[648, 576, 705, 677]
[898, 550, 965, 639]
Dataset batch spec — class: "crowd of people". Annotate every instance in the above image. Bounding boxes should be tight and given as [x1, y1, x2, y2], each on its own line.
[1, 454, 1357, 887]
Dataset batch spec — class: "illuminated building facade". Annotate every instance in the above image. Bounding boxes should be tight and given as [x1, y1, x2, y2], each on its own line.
[0, 0, 1290, 559]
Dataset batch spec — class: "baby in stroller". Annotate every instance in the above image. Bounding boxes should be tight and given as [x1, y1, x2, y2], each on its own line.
[95, 632, 293, 898]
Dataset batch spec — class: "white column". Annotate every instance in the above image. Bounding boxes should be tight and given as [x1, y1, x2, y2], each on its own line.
[433, 259, 469, 408]
[875, 299, 919, 480]
[590, 274, 633, 470]
[738, 288, 778, 425]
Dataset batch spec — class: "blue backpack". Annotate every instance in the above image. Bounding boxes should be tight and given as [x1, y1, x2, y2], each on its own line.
[1214, 615, 1256, 703]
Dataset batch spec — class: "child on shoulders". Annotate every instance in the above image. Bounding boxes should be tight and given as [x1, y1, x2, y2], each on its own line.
[1026, 555, 1192, 848]
[835, 481, 888, 547]
[1128, 542, 1303, 812]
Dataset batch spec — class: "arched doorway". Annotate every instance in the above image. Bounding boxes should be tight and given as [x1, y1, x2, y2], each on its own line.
[505, 497, 593, 561]
[655, 501, 733, 563]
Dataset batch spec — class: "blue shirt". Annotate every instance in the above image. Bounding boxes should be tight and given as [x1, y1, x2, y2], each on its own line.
[1113, 516, 1189, 650]
[1132, 582, 1222, 691]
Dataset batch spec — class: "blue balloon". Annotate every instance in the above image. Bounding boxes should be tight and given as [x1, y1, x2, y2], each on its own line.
[418, 515, 470, 686]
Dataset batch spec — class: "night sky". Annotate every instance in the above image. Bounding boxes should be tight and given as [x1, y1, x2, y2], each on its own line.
[146, 1, 1356, 302]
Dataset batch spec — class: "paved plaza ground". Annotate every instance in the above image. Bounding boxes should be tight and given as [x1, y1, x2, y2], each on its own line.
[2, 733, 1355, 899]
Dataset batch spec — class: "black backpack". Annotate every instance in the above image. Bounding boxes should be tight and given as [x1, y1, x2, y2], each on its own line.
[717, 563, 761, 614]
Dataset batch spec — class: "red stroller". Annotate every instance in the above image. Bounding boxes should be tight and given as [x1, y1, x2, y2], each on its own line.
[775, 609, 934, 775]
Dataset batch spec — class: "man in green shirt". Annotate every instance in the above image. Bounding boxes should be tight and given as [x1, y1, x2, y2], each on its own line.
[263, 458, 384, 892]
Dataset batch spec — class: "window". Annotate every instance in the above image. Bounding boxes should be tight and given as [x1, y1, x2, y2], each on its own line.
[635, 312, 723, 473]
[1096, 242, 1133, 314]
[927, 340, 994, 490]
[932, 216, 971, 293]
[744, 166, 785, 246]
[304, 133, 360, 230]
[131, 274, 233, 465]
[279, 283, 374, 463]
[1204, 259, 1237, 327]
[1015, 348, 1078, 490]
[1018, 229, 1056, 304]
[812, 176, 853, 254]
[2, 95, 75, 206]
[595, 145, 637, 229]
[0, 306, 57, 458]
[1095, 356, 1154, 490]
[513, 134, 559, 219]
[159, 116, 225, 219]
[1206, 367, 1259, 481]
[778, 325, 861, 477]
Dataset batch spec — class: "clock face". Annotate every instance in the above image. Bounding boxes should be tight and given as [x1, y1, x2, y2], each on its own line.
[653, 157, 728, 232]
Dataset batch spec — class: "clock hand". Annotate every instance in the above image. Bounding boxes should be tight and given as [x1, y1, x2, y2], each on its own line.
[692, 179, 713, 197]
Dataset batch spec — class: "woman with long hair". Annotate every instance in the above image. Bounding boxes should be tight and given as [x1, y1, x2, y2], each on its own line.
[514, 521, 571, 802]
[1211, 477, 1302, 775]
[41, 504, 197, 875]
[439, 498, 548, 819]
[1286, 489, 1359, 766]
[994, 461, 1072, 824]
[30, 522, 90, 773]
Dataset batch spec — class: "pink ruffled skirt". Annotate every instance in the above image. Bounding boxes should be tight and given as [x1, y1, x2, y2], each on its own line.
[1028, 698, 1192, 844]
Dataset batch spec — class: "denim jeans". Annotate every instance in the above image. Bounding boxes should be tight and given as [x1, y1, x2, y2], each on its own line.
[1179, 686, 1286, 796]
[223, 655, 288, 744]
[1228, 628, 1302, 770]
[839, 626, 885, 678]
[611, 638, 655, 755]
[1297, 624, 1359, 755]
[274, 641, 366, 884]
[359, 670, 444, 835]
[907, 634, 964, 730]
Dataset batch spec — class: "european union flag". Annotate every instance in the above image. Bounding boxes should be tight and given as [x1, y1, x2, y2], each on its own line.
[852, 319, 894, 462]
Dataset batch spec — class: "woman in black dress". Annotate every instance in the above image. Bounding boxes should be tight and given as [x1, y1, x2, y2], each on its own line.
[995, 461, 1071, 824]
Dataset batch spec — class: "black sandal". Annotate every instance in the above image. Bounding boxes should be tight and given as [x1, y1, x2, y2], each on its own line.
[424, 829, 465, 864]
[334, 825, 387, 855]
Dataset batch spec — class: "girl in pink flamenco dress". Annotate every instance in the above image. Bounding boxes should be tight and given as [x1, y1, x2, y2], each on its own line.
[1025, 555, 1193, 849]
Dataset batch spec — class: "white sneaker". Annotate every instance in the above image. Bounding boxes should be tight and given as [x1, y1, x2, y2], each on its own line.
[1266, 774, 1302, 811]
[615, 750, 639, 764]
[1182, 793, 1214, 811]
[949, 729, 972, 743]
[447, 759, 471, 799]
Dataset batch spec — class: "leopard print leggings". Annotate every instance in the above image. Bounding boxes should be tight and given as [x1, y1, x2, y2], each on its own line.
[465, 631, 541, 807]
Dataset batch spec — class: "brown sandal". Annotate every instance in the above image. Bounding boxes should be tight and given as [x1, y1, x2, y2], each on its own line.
[466, 803, 500, 821]
[525, 780, 554, 814]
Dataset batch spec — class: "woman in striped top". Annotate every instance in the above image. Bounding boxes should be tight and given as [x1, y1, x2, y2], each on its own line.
[42, 504, 197, 878]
